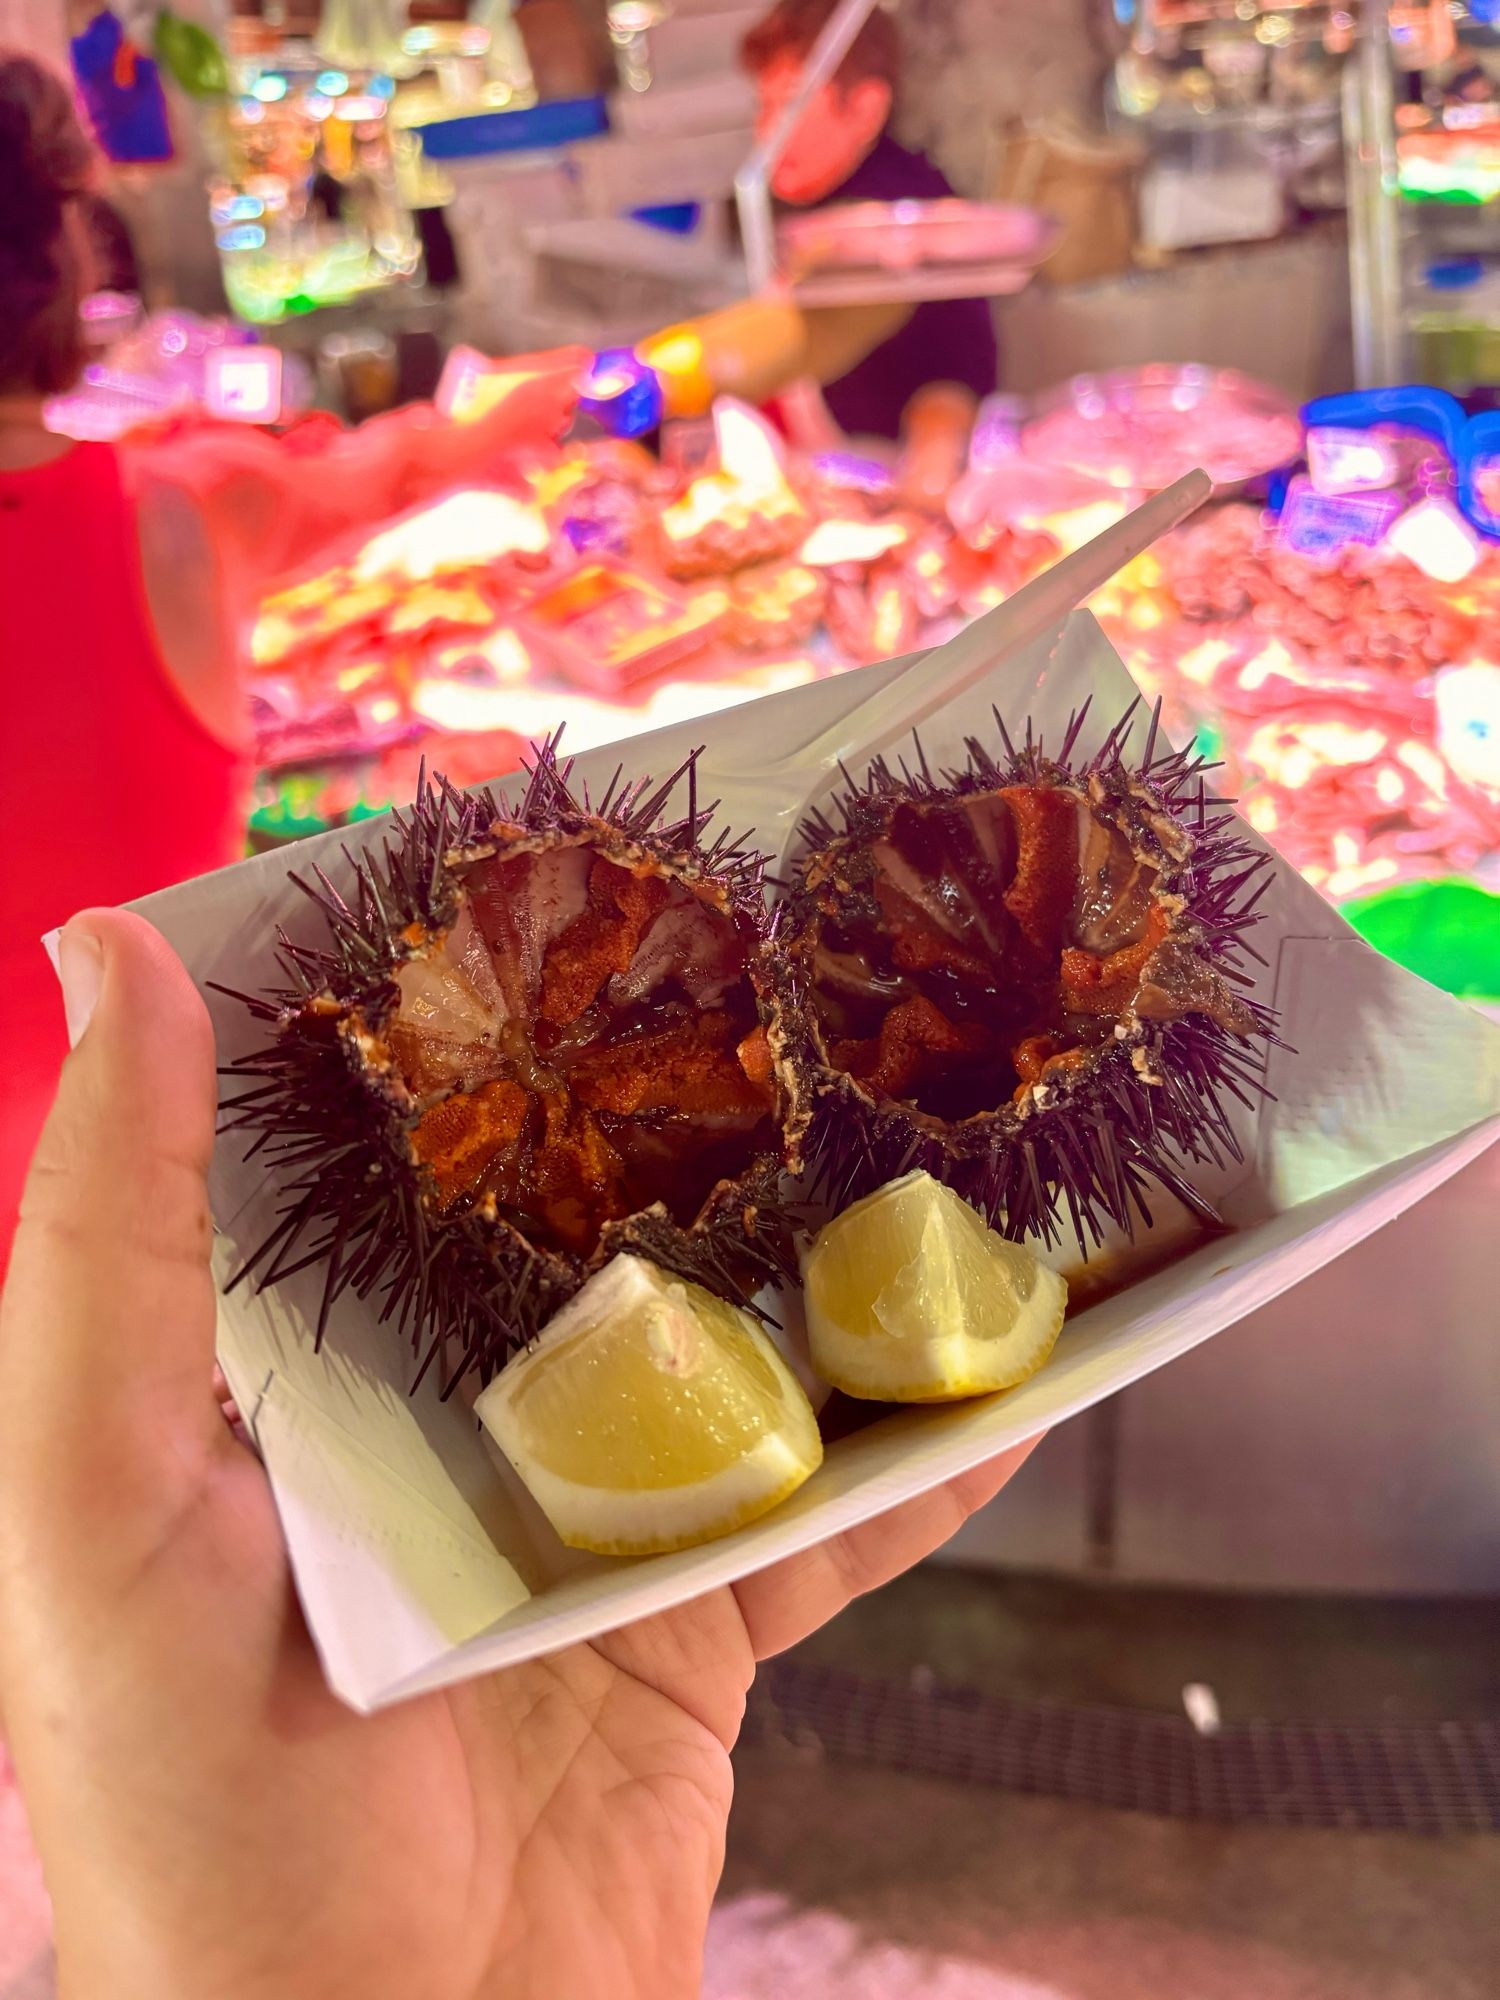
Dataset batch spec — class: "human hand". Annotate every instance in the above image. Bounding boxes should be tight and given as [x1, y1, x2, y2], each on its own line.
[0, 910, 1038, 2000]
[144, 346, 591, 616]
[477, 345, 594, 433]
[426, 343, 593, 477]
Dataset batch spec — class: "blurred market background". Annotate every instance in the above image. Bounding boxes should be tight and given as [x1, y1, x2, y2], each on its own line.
[2, 0, 1499, 1995]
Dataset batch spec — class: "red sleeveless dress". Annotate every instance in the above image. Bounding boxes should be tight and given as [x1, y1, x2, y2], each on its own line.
[0, 441, 246, 1278]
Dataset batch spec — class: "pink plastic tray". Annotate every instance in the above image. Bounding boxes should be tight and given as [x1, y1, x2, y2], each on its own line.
[1020, 365, 1303, 495]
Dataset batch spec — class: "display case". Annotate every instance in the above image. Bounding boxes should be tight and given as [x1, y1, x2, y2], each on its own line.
[1345, 0, 1500, 387]
[1109, 1, 1353, 253]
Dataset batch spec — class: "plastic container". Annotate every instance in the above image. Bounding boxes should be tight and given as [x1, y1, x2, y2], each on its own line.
[1135, 119, 1285, 252]
[1020, 364, 1302, 496]
[1410, 260, 1500, 393]
[410, 94, 608, 161]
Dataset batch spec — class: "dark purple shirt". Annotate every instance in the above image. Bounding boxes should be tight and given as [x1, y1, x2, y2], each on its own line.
[812, 133, 999, 442]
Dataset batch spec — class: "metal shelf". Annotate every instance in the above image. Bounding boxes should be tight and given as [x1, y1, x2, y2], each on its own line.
[1345, 0, 1500, 386]
[1119, 97, 1345, 139]
[787, 261, 1046, 309]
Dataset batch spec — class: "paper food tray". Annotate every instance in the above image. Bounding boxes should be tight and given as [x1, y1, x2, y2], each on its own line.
[124, 611, 1500, 1713]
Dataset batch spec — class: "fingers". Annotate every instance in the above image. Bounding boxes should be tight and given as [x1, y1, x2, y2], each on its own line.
[0, 909, 221, 1483]
[732, 1436, 1042, 1662]
[475, 348, 590, 446]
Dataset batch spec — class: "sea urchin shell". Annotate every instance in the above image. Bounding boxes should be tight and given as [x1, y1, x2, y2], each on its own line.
[781, 701, 1277, 1249]
[219, 739, 807, 1393]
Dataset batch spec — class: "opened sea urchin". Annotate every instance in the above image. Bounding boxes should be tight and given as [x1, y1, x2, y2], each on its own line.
[782, 703, 1276, 1248]
[220, 740, 806, 1393]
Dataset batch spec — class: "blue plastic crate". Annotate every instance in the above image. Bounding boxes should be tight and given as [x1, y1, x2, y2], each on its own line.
[413, 95, 609, 162]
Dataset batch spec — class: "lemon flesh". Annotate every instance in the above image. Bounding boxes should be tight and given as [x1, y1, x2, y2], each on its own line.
[475, 1255, 823, 1555]
[802, 1171, 1068, 1402]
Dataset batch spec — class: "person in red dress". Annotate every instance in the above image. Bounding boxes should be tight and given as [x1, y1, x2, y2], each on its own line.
[0, 52, 581, 1277]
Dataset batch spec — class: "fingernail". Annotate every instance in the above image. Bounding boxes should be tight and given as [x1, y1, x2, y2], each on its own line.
[58, 928, 104, 1048]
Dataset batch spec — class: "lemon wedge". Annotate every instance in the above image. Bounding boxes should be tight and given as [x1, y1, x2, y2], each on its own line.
[475, 1255, 823, 1555]
[802, 1171, 1067, 1402]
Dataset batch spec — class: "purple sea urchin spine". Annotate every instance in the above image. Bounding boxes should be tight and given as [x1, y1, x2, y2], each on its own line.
[785, 700, 1283, 1250]
[217, 739, 805, 1396]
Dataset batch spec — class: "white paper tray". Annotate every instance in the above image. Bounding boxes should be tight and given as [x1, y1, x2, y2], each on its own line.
[126, 613, 1500, 1712]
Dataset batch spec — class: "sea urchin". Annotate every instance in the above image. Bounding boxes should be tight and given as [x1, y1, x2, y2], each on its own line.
[781, 701, 1277, 1250]
[219, 739, 808, 1394]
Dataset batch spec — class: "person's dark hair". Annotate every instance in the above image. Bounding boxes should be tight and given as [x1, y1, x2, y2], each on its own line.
[741, 0, 900, 96]
[0, 52, 97, 396]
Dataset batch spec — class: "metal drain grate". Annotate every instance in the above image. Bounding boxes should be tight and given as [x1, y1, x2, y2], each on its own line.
[747, 1661, 1500, 1835]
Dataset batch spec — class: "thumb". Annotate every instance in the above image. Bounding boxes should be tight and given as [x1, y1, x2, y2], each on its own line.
[0, 909, 221, 1490]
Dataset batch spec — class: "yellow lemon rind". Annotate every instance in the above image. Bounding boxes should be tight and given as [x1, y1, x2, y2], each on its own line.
[808, 1291, 1066, 1404]
[551, 1455, 822, 1556]
[493, 1415, 823, 1555]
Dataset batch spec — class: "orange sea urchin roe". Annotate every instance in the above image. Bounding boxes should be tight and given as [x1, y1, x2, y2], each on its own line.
[999, 784, 1080, 958]
[541, 864, 671, 1027]
[736, 1024, 775, 1091]
[527, 1093, 632, 1253]
[805, 784, 1183, 1121]
[1059, 905, 1171, 1018]
[834, 994, 988, 1100]
[383, 843, 777, 1257]
[1011, 1036, 1089, 1091]
[570, 1012, 768, 1120]
[410, 1078, 530, 1210]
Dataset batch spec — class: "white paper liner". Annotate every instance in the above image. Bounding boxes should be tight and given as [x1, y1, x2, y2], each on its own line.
[109, 609, 1500, 1712]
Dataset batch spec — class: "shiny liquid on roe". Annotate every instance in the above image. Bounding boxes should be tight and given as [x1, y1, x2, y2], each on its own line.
[809, 788, 1163, 1120]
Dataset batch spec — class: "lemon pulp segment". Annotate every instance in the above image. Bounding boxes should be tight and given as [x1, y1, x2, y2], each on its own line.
[476, 1255, 823, 1554]
[801, 1170, 1067, 1402]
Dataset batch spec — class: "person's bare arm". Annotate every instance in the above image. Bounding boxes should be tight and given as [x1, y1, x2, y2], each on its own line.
[640, 298, 911, 416]
[120, 349, 587, 746]
[798, 299, 912, 390]
[139, 348, 588, 616]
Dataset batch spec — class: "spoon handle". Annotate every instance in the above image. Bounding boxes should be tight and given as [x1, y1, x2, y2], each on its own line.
[777, 468, 1212, 791]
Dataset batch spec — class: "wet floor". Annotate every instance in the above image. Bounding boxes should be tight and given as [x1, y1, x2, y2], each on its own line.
[711, 1754, 1498, 2000]
[708, 1566, 1500, 2000]
[3, 1567, 1494, 1999]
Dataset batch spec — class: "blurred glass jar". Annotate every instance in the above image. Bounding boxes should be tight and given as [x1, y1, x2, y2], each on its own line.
[318, 328, 399, 420]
